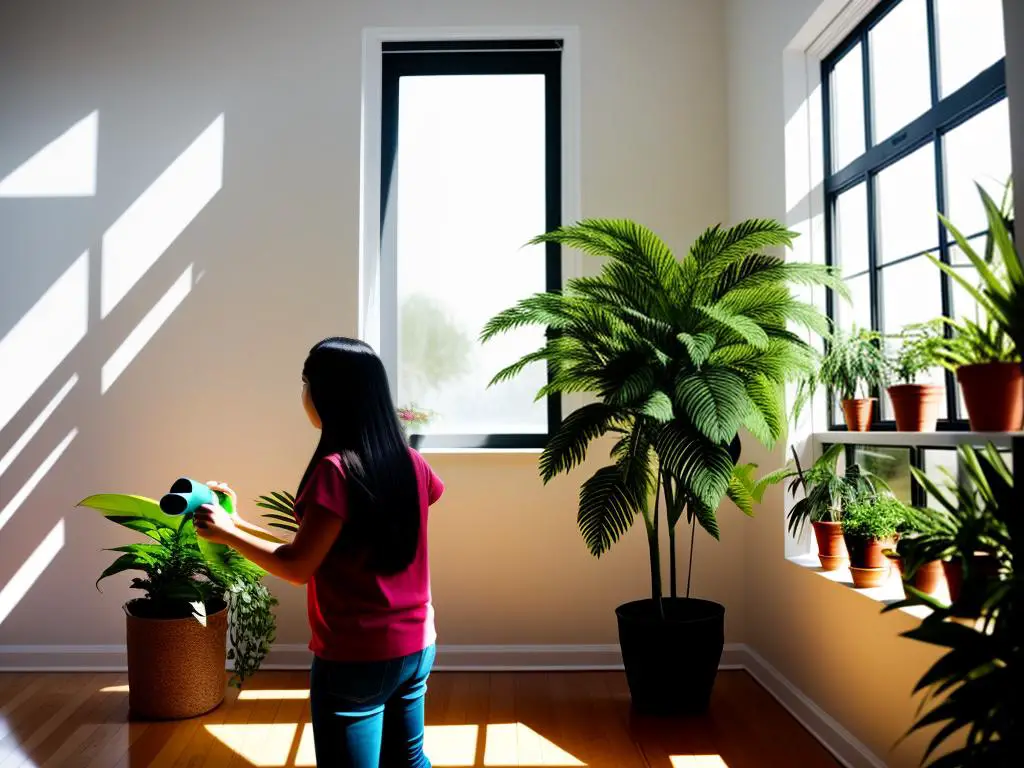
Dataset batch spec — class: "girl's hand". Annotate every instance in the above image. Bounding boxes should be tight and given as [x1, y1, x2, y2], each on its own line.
[206, 480, 238, 512]
[195, 503, 237, 543]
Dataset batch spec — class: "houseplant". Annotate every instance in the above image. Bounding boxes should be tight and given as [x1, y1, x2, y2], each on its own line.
[481, 217, 842, 713]
[929, 182, 1023, 431]
[780, 443, 885, 571]
[79, 492, 277, 719]
[890, 505, 948, 597]
[841, 493, 907, 588]
[796, 327, 889, 431]
[887, 321, 945, 432]
[884, 443, 1018, 766]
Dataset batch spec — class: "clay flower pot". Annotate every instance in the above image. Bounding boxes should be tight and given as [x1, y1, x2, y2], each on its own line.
[812, 520, 847, 571]
[887, 384, 943, 432]
[911, 560, 946, 597]
[850, 566, 889, 589]
[956, 362, 1024, 431]
[844, 534, 893, 570]
[942, 552, 1001, 603]
[841, 398, 874, 432]
[125, 599, 227, 720]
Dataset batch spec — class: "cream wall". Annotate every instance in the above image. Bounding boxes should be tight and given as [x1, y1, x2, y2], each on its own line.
[728, 0, 1021, 766]
[0, 0, 734, 651]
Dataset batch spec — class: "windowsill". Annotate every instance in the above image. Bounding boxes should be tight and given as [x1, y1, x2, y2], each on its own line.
[813, 431, 1024, 449]
[786, 553, 942, 620]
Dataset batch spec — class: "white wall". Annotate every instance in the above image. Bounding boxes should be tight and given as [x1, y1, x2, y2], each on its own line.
[0, 0, 733, 652]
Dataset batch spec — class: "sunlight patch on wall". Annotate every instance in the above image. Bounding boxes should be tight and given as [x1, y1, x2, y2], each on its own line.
[0, 518, 64, 625]
[0, 428, 77, 534]
[0, 252, 88, 433]
[101, 264, 193, 393]
[0, 112, 98, 197]
[100, 114, 223, 318]
[0, 374, 77, 478]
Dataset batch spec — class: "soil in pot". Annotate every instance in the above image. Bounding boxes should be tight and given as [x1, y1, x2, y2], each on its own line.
[125, 598, 228, 721]
[850, 566, 889, 588]
[841, 398, 874, 432]
[888, 384, 943, 432]
[957, 362, 1024, 431]
[811, 521, 847, 571]
[616, 598, 724, 715]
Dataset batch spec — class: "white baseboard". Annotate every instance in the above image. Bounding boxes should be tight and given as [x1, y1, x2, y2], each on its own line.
[0, 642, 881, 766]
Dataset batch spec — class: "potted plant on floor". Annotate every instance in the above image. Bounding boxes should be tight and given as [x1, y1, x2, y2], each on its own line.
[841, 493, 908, 588]
[883, 442, 1018, 766]
[481, 217, 841, 713]
[780, 444, 885, 571]
[796, 327, 889, 431]
[886, 321, 946, 432]
[929, 182, 1023, 431]
[78, 490, 278, 720]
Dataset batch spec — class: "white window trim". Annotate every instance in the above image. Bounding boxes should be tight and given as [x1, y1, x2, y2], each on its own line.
[358, 26, 583, 414]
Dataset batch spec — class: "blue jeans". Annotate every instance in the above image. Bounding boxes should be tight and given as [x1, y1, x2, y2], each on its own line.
[309, 645, 435, 768]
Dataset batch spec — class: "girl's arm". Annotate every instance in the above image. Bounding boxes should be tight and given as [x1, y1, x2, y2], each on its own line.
[195, 502, 341, 586]
[234, 516, 287, 543]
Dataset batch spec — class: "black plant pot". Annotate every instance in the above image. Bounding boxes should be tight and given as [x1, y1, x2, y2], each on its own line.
[615, 597, 725, 715]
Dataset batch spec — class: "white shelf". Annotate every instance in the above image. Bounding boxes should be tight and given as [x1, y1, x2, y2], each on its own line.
[812, 431, 1024, 449]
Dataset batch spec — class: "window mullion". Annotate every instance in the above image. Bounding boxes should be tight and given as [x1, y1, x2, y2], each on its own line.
[926, 0, 941, 106]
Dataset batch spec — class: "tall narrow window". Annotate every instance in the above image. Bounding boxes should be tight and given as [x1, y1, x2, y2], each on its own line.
[822, 0, 1008, 429]
[381, 41, 562, 449]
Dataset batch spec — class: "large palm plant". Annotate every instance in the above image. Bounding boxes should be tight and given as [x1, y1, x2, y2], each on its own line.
[482, 219, 843, 606]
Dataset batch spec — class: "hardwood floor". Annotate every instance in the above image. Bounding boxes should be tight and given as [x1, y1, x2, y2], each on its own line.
[0, 670, 840, 767]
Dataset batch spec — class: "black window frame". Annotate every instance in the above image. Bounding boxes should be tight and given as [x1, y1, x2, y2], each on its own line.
[380, 40, 563, 450]
[822, 0, 1008, 431]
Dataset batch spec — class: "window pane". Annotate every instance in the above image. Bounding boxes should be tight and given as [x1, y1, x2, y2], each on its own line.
[922, 448, 958, 508]
[876, 143, 938, 263]
[830, 44, 866, 171]
[854, 446, 912, 503]
[949, 264, 980, 322]
[943, 100, 1011, 239]
[834, 182, 869, 276]
[880, 256, 947, 419]
[396, 74, 548, 435]
[836, 273, 871, 333]
[870, 0, 931, 143]
[936, 0, 1005, 97]
[950, 235, 987, 266]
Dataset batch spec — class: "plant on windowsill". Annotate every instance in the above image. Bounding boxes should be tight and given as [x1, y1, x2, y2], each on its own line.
[885, 504, 948, 598]
[883, 443, 1018, 767]
[778, 443, 885, 571]
[929, 181, 1022, 431]
[886, 320, 946, 432]
[795, 326, 890, 432]
[841, 492, 908, 588]
[397, 404, 434, 439]
[482, 217, 842, 714]
[78, 490, 278, 720]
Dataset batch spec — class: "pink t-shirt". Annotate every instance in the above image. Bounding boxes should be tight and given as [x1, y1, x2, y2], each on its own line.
[294, 448, 443, 662]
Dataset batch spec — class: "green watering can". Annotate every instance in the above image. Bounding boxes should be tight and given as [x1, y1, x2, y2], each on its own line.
[159, 477, 235, 517]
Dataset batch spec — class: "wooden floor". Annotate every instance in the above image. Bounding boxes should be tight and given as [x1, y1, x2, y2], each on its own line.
[0, 670, 839, 767]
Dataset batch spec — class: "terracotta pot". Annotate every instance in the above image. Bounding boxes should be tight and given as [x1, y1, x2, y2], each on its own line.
[850, 566, 889, 588]
[912, 560, 946, 597]
[942, 552, 1001, 603]
[841, 398, 874, 432]
[956, 362, 1024, 431]
[812, 521, 847, 571]
[887, 384, 943, 432]
[844, 534, 894, 570]
[125, 599, 227, 720]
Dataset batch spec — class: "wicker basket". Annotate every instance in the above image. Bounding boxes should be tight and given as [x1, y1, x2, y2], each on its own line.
[125, 600, 227, 720]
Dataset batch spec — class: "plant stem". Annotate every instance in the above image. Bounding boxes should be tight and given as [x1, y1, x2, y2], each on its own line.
[665, 474, 677, 599]
[648, 467, 664, 620]
[686, 515, 696, 599]
[791, 445, 807, 494]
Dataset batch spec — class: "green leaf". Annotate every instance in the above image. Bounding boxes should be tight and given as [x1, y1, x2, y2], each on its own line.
[689, 498, 721, 540]
[640, 391, 674, 422]
[95, 554, 149, 591]
[674, 369, 748, 444]
[698, 304, 770, 349]
[577, 465, 645, 557]
[655, 422, 734, 510]
[540, 404, 618, 483]
[677, 332, 716, 367]
[79, 494, 182, 530]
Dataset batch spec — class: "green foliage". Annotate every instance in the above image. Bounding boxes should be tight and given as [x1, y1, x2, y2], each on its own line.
[930, 315, 1019, 368]
[256, 491, 299, 534]
[482, 217, 842, 600]
[795, 327, 889, 411]
[884, 444, 1020, 766]
[841, 494, 908, 541]
[889, 321, 947, 384]
[79, 494, 277, 687]
[400, 294, 473, 399]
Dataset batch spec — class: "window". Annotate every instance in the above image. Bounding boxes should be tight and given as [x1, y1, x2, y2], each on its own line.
[822, 0, 1009, 429]
[380, 40, 563, 449]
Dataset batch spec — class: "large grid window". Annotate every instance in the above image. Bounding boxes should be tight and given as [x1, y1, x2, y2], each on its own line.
[380, 41, 563, 449]
[823, 0, 1009, 429]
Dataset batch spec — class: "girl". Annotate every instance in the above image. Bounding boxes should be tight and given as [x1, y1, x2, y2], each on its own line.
[195, 337, 443, 768]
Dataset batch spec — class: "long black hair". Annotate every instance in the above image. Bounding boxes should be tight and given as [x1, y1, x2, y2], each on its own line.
[297, 337, 420, 574]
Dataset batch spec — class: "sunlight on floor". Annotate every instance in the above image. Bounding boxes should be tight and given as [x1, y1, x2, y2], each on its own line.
[237, 689, 311, 701]
[99, 684, 130, 693]
[0, 519, 64, 625]
[670, 756, 730, 767]
[484, 722, 585, 766]
[0, 111, 98, 197]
